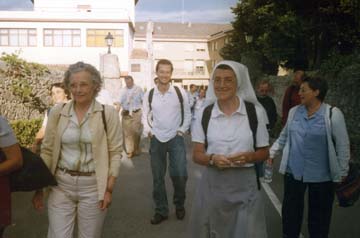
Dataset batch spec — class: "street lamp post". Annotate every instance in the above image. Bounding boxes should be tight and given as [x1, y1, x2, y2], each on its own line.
[105, 32, 114, 54]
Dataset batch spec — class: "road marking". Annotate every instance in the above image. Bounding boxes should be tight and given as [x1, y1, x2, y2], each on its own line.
[262, 182, 305, 238]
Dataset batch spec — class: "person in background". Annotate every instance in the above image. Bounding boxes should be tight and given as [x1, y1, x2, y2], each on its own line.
[142, 59, 191, 225]
[256, 80, 277, 131]
[189, 61, 269, 238]
[188, 84, 198, 114]
[256, 80, 278, 182]
[270, 76, 350, 238]
[193, 87, 206, 119]
[0, 116, 22, 238]
[282, 70, 304, 126]
[32, 62, 123, 238]
[32, 83, 71, 153]
[117, 75, 144, 158]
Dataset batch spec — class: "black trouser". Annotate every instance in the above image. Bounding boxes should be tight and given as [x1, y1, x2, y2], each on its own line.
[0, 226, 4, 238]
[282, 173, 335, 238]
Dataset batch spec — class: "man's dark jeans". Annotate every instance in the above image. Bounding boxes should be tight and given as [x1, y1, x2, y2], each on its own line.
[149, 135, 188, 216]
[282, 173, 335, 238]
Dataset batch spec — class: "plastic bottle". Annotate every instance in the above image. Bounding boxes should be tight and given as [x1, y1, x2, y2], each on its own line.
[263, 161, 273, 183]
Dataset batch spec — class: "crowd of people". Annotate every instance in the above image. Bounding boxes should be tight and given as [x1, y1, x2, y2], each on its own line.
[0, 58, 351, 238]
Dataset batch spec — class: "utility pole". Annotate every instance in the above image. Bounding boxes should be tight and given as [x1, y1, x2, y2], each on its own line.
[181, 0, 185, 24]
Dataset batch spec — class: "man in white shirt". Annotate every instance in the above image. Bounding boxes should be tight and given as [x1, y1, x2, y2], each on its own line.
[142, 59, 191, 225]
[118, 76, 144, 158]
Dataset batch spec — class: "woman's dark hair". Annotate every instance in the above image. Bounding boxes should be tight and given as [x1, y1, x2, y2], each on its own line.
[302, 76, 328, 102]
[50, 82, 71, 99]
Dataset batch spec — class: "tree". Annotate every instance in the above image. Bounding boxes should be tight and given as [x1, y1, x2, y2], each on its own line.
[222, 0, 360, 73]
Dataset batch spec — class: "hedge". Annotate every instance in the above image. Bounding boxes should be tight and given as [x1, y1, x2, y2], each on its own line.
[10, 119, 42, 147]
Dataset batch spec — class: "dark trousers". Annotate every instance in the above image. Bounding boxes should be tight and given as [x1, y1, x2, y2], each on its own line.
[282, 173, 335, 238]
[0, 226, 4, 238]
[149, 135, 188, 216]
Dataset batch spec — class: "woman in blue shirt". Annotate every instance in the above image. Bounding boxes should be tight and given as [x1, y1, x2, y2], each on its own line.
[270, 76, 350, 238]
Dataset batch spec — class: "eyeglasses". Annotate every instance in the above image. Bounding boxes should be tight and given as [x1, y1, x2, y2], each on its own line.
[213, 77, 236, 86]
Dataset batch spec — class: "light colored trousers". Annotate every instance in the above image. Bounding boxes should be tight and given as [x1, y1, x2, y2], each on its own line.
[47, 170, 107, 238]
[122, 110, 142, 154]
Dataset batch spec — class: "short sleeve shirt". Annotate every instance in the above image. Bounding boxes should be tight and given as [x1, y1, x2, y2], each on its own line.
[0, 116, 17, 148]
[192, 97, 269, 167]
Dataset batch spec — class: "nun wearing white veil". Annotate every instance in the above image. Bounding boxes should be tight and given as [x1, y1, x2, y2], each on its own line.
[189, 61, 269, 238]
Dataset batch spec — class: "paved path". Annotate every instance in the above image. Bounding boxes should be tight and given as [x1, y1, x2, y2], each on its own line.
[5, 136, 360, 237]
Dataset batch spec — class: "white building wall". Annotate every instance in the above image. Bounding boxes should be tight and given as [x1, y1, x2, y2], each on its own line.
[0, 0, 136, 71]
[0, 21, 131, 70]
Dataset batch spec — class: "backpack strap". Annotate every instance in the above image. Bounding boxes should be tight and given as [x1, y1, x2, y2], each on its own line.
[244, 101, 258, 148]
[101, 104, 107, 134]
[244, 101, 261, 190]
[174, 86, 184, 127]
[148, 86, 184, 127]
[329, 106, 335, 147]
[201, 103, 215, 149]
[148, 88, 155, 111]
[201, 101, 261, 190]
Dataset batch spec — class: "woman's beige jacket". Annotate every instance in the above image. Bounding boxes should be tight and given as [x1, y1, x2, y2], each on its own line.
[41, 100, 123, 200]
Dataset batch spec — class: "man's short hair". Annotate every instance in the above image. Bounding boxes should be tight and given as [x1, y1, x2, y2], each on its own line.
[294, 70, 305, 80]
[124, 75, 133, 81]
[156, 59, 173, 72]
[257, 79, 271, 88]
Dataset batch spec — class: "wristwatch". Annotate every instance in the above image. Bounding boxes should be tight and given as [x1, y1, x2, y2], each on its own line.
[209, 154, 215, 166]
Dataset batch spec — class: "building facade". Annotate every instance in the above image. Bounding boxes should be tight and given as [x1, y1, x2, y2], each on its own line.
[132, 22, 232, 90]
[207, 25, 233, 74]
[0, 0, 138, 74]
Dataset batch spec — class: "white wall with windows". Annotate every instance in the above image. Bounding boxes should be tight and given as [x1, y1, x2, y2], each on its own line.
[0, 0, 137, 72]
[0, 21, 131, 70]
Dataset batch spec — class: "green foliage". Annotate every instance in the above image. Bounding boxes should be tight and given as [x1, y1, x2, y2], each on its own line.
[0, 53, 50, 118]
[9, 119, 42, 147]
[320, 50, 360, 77]
[319, 50, 360, 161]
[223, 0, 360, 72]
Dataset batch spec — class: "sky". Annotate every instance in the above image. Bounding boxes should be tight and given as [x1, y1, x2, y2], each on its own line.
[0, 0, 238, 23]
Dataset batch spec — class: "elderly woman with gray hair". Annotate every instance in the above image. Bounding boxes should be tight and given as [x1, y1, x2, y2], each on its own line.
[32, 62, 123, 238]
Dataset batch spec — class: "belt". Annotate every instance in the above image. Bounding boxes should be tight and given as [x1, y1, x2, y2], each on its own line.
[57, 167, 95, 176]
[122, 109, 141, 115]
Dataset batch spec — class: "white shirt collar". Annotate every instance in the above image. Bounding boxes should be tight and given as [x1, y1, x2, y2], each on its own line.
[211, 96, 247, 118]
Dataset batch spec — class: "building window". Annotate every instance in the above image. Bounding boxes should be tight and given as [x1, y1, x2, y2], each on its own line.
[195, 60, 205, 75]
[196, 44, 206, 52]
[44, 29, 81, 47]
[87, 29, 124, 47]
[0, 28, 37, 47]
[131, 64, 141, 72]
